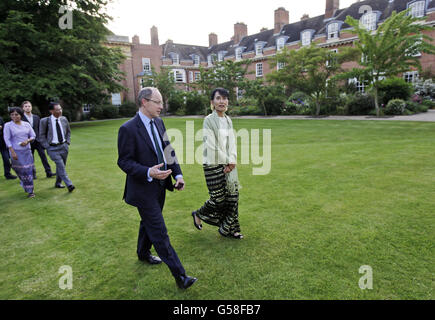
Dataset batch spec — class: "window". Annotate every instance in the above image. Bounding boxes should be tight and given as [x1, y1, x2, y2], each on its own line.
[111, 93, 122, 106]
[255, 43, 263, 56]
[189, 71, 193, 82]
[218, 51, 225, 62]
[142, 58, 151, 74]
[409, 1, 425, 18]
[277, 38, 285, 51]
[172, 69, 186, 83]
[404, 71, 419, 83]
[328, 23, 339, 40]
[194, 72, 201, 82]
[360, 12, 377, 31]
[236, 87, 244, 100]
[207, 55, 213, 67]
[277, 61, 285, 70]
[256, 63, 263, 77]
[83, 104, 91, 113]
[172, 54, 179, 65]
[406, 36, 422, 57]
[349, 78, 367, 93]
[326, 49, 338, 67]
[235, 47, 243, 61]
[301, 31, 312, 46]
[193, 55, 200, 66]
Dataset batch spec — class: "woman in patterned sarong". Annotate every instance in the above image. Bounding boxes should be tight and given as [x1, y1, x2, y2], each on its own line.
[3, 107, 36, 198]
[191, 88, 243, 239]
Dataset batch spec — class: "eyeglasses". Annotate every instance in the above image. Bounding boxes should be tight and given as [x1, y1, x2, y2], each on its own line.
[146, 98, 163, 106]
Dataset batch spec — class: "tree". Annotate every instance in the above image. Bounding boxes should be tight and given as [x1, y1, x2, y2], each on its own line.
[343, 9, 435, 117]
[140, 67, 176, 115]
[194, 59, 250, 114]
[0, 0, 126, 117]
[268, 45, 358, 116]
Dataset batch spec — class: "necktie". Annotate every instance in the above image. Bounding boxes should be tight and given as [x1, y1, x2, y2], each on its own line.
[150, 120, 165, 170]
[56, 119, 64, 143]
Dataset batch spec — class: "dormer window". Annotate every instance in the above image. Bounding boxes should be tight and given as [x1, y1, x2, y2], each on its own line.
[218, 51, 225, 62]
[360, 12, 377, 31]
[207, 55, 213, 67]
[409, 1, 425, 18]
[276, 38, 285, 51]
[193, 55, 200, 66]
[171, 53, 179, 65]
[255, 42, 266, 56]
[235, 47, 243, 61]
[301, 31, 312, 46]
[328, 23, 339, 40]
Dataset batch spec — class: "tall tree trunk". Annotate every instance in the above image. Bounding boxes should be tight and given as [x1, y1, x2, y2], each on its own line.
[373, 86, 380, 117]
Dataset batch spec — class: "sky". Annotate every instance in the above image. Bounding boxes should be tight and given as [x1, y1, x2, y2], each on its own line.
[105, 0, 357, 47]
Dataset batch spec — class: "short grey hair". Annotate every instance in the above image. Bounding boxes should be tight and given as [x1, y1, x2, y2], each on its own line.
[137, 87, 154, 106]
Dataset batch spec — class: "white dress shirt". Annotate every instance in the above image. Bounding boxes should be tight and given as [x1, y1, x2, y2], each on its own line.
[50, 115, 65, 144]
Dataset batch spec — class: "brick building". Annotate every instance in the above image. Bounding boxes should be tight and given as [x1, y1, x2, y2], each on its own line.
[106, 0, 435, 105]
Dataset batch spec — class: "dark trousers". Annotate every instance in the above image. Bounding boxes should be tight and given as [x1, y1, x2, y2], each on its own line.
[31, 141, 52, 175]
[136, 186, 185, 278]
[1, 148, 12, 176]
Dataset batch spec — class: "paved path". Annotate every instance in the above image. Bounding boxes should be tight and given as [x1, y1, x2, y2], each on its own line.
[168, 110, 435, 122]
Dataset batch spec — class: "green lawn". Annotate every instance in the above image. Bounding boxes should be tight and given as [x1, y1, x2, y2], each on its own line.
[0, 118, 434, 299]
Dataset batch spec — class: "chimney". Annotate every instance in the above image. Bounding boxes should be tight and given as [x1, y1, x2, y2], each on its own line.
[209, 33, 218, 47]
[260, 27, 268, 32]
[233, 22, 247, 44]
[301, 14, 310, 21]
[325, 0, 340, 19]
[132, 35, 140, 45]
[150, 26, 159, 46]
[274, 7, 289, 34]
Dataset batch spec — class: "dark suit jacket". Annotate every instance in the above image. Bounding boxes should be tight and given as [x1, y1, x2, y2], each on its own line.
[0, 116, 6, 150]
[39, 116, 71, 149]
[22, 114, 42, 143]
[117, 114, 182, 208]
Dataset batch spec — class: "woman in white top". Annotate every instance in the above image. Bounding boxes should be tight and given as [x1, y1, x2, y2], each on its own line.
[192, 88, 243, 239]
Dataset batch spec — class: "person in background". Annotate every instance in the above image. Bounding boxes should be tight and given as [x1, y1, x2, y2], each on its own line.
[3, 107, 36, 198]
[39, 102, 75, 192]
[0, 115, 17, 180]
[21, 101, 54, 179]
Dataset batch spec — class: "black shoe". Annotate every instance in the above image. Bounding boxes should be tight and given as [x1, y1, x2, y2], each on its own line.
[33, 175, 37, 180]
[175, 274, 197, 290]
[5, 174, 17, 180]
[46, 172, 55, 178]
[55, 184, 65, 188]
[138, 254, 162, 265]
[218, 229, 244, 239]
[192, 211, 202, 230]
[67, 185, 75, 193]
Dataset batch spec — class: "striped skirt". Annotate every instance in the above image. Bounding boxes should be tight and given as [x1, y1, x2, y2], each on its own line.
[195, 164, 240, 236]
[11, 149, 35, 194]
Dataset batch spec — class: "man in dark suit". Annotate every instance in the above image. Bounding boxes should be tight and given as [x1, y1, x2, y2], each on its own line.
[117, 87, 197, 290]
[21, 101, 54, 179]
[0, 115, 17, 180]
[39, 102, 75, 192]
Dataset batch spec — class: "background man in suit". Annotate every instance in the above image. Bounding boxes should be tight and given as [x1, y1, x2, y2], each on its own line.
[117, 87, 197, 290]
[39, 102, 75, 192]
[21, 101, 54, 179]
[0, 115, 17, 180]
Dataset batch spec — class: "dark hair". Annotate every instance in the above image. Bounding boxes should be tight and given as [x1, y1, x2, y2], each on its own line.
[48, 102, 61, 111]
[210, 88, 229, 101]
[137, 88, 154, 106]
[9, 107, 24, 118]
[21, 101, 32, 108]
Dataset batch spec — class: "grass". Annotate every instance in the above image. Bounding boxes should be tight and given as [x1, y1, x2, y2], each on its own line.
[0, 117, 434, 299]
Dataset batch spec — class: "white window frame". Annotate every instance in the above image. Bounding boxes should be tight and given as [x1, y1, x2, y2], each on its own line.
[194, 72, 201, 82]
[172, 69, 186, 83]
[326, 49, 338, 67]
[301, 31, 312, 46]
[83, 104, 91, 113]
[328, 23, 339, 40]
[193, 55, 200, 66]
[256, 63, 263, 77]
[403, 71, 419, 83]
[360, 12, 377, 31]
[189, 71, 193, 82]
[277, 38, 285, 51]
[409, 1, 425, 18]
[207, 55, 213, 67]
[349, 78, 367, 93]
[111, 93, 122, 106]
[235, 48, 243, 61]
[142, 58, 151, 74]
[255, 43, 263, 56]
[277, 61, 285, 70]
[218, 52, 224, 62]
[172, 54, 179, 65]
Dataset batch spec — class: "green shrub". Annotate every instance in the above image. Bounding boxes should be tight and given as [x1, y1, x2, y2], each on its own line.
[168, 91, 186, 114]
[289, 91, 310, 104]
[378, 77, 413, 104]
[102, 105, 119, 119]
[385, 99, 406, 115]
[416, 104, 429, 113]
[185, 91, 208, 115]
[264, 94, 285, 115]
[345, 93, 375, 115]
[405, 101, 419, 113]
[282, 101, 299, 115]
[90, 105, 104, 119]
[421, 99, 435, 109]
[119, 101, 137, 117]
[237, 97, 258, 107]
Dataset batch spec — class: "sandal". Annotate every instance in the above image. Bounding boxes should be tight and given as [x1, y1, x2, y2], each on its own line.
[218, 229, 244, 239]
[192, 211, 202, 230]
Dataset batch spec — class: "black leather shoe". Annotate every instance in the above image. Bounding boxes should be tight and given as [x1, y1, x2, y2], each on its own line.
[46, 172, 55, 178]
[5, 174, 17, 180]
[33, 175, 37, 180]
[138, 254, 162, 265]
[192, 211, 202, 230]
[55, 184, 65, 188]
[68, 185, 75, 193]
[175, 274, 198, 290]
